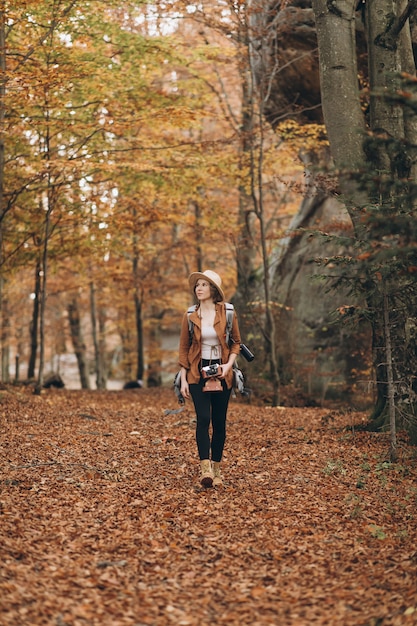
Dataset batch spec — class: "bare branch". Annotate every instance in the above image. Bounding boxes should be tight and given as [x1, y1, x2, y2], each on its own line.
[374, 0, 417, 50]
[13, 0, 78, 72]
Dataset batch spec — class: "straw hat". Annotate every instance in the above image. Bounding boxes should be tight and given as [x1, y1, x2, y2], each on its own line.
[188, 270, 225, 301]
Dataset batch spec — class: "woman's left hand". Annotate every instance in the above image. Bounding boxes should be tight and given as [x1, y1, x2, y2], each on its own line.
[219, 363, 232, 379]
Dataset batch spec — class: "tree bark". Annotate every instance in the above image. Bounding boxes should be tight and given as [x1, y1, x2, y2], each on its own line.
[0, 284, 9, 382]
[90, 282, 107, 389]
[34, 196, 52, 396]
[68, 296, 91, 390]
[367, 0, 405, 173]
[311, 0, 417, 427]
[28, 259, 41, 380]
[312, 0, 367, 228]
[0, 5, 6, 382]
[383, 290, 397, 462]
[236, 52, 257, 304]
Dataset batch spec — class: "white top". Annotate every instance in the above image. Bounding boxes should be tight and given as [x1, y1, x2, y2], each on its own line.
[201, 322, 221, 360]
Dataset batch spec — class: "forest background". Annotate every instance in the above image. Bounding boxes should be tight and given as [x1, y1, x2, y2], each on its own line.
[2, 4, 417, 624]
[1, 0, 305, 390]
[1, 1, 417, 443]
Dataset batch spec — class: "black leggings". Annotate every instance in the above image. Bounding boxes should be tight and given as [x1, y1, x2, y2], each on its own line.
[190, 377, 232, 462]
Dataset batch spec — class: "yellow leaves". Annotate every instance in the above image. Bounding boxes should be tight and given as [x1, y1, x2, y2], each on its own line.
[151, 106, 199, 126]
[404, 607, 417, 616]
[6, 0, 309, 329]
[277, 119, 329, 151]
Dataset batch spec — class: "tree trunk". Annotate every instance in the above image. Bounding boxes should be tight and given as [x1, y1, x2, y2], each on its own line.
[383, 289, 397, 462]
[28, 258, 41, 380]
[133, 286, 144, 382]
[90, 282, 107, 389]
[397, 0, 417, 179]
[311, 0, 417, 429]
[147, 307, 162, 388]
[312, 0, 367, 227]
[0, 6, 6, 383]
[98, 304, 107, 387]
[366, 0, 417, 426]
[0, 282, 9, 382]
[67, 296, 91, 389]
[236, 58, 257, 306]
[131, 207, 145, 382]
[34, 198, 52, 396]
[193, 198, 204, 273]
[0, 4, 4, 211]
[367, 0, 405, 172]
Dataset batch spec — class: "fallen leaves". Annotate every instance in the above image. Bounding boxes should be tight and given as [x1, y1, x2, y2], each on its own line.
[0, 387, 416, 625]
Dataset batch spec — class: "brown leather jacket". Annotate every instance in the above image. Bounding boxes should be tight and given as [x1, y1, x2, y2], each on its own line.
[178, 302, 241, 389]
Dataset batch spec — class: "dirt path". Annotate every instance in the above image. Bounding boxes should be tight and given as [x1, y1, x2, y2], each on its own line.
[1, 388, 416, 625]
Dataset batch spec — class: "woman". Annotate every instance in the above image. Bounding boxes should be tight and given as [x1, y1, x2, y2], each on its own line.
[178, 270, 241, 487]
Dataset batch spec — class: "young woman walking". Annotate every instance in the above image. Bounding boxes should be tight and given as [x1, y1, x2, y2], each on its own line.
[178, 270, 241, 487]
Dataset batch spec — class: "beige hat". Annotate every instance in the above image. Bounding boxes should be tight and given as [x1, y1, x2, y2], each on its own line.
[188, 270, 225, 301]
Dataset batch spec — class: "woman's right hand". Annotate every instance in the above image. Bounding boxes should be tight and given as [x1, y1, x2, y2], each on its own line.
[181, 381, 190, 400]
[180, 368, 190, 399]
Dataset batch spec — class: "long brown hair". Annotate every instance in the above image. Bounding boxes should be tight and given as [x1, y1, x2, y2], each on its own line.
[209, 284, 223, 303]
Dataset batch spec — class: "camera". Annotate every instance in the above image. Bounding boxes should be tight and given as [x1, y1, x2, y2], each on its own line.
[201, 363, 221, 378]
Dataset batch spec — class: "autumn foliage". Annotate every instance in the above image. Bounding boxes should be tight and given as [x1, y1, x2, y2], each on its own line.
[1, 0, 307, 391]
[1, 386, 416, 625]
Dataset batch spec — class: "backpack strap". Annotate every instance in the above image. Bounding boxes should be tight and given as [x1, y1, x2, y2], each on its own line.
[187, 305, 197, 343]
[187, 303, 234, 344]
[224, 302, 234, 345]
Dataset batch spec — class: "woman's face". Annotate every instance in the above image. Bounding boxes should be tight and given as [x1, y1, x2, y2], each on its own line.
[195, 279, 212, 302]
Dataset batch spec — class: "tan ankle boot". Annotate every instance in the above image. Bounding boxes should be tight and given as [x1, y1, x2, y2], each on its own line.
[200, 460, 213, 487]
[212, 461, 223, 486]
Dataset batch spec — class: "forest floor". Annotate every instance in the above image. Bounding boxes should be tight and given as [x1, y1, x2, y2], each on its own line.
[1, 386, 417, 626]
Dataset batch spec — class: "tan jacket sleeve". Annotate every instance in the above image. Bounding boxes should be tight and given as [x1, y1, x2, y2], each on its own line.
[178, 312, 192, 370]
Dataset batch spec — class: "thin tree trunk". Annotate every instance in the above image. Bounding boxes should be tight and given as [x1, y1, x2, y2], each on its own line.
[34, 200, 52, 395]
[131, 207, 145, 382]
[248, 14, 281, 406]
[236, 59, 257, 300]
[0, 4, 6, 382]
[132, 255, 144, 382]
[67, 296, 91, 389]
[193, 194, 204, 273]
[0, 3, 4, 211]
[90, 281, 106, 389]
[14, 353, 19, 383]
[0, 282, 9, 382]
[98, 306, 107, 385]
[256, 119, 280, 406]
[383, 289, 397, 462]
[28, 258, 41, 379]
[147, 307, 162, 388]
[133, 285, 144, 382]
